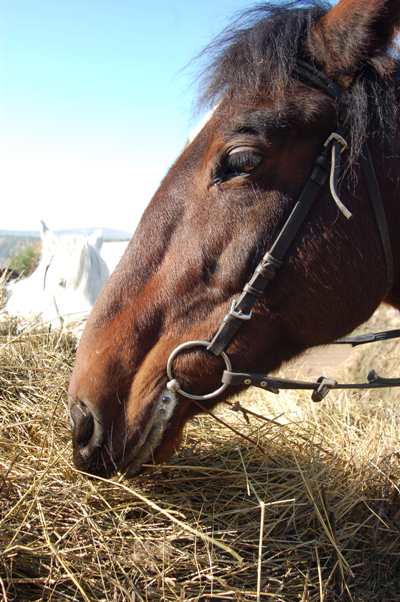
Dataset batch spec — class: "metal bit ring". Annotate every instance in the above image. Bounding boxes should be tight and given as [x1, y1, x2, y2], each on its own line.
[166, 340, 232, 401]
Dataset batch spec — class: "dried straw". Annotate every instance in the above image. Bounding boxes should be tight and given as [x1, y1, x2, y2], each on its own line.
[1, 297, 400, 601]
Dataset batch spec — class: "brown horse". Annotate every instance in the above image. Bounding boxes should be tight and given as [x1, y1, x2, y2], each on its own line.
[69, 0, 400, 477]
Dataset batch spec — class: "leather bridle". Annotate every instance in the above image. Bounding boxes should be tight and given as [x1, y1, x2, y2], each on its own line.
[166, 62, 400, 404]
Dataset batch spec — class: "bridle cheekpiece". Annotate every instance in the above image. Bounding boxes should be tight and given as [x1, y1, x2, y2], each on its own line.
[166, 61, 399, 403]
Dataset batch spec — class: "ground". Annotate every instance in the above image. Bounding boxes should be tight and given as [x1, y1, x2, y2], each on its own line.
[1, 304, 400, 601]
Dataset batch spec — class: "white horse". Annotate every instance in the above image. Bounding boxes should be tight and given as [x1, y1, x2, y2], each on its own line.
[4, 222, 109, 329]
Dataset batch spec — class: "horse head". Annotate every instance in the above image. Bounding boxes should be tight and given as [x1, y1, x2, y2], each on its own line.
[69, 0, 400, 477]
[6, 223, 109, 326]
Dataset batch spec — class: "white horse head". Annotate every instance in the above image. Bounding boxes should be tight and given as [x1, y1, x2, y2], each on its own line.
[5, 222, 109, 328]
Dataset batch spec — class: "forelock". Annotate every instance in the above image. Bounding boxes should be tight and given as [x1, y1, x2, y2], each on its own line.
[196, 1, 399, 167]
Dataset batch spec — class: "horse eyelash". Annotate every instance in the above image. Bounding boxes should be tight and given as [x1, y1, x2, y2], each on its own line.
[211, 149, 263, 186]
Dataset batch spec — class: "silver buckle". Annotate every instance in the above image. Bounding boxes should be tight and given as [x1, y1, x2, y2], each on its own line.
[223, 300, 252, 323]
[324, 132, 348, 153]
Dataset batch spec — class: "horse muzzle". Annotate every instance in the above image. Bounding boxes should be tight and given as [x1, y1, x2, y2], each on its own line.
[69, 388, 178, 477]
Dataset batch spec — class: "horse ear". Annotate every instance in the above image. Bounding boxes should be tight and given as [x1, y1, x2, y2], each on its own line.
[309, 0, 400, 78]
[40, 220, 50, 240]
[88, 229, 104, 252]
[39, 221, 57, 251]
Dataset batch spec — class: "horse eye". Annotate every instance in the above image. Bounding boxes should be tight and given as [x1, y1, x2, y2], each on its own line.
[59, 278, 67, 288]
[212, 146, 263, 185]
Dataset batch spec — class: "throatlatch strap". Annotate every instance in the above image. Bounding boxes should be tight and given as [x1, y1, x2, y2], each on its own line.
[360, 143, 394, 294]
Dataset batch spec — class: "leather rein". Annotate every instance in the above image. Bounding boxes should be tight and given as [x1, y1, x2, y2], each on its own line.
[166, 62, 400, 404]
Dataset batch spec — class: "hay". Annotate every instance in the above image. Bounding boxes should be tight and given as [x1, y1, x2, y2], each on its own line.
[1, 300, 400, 601]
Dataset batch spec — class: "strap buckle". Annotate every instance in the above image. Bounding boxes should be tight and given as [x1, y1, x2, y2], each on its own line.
[312, 376, 337, 402]
[324, 132, 348, 153]
[223, 300, 253, 323]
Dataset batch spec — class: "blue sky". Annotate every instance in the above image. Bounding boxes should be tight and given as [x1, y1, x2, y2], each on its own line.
[1, 0, 258, 232]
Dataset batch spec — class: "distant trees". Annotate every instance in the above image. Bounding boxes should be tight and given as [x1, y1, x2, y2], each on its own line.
[8, 242, 41, 276]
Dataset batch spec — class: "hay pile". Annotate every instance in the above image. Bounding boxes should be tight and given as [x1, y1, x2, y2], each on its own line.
[1, 303, 400, 601]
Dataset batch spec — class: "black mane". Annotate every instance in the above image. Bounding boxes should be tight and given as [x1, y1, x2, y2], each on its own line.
[199, 1, 399, 166]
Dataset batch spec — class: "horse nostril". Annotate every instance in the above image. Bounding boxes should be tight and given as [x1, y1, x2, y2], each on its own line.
[70, 401, 95, 448]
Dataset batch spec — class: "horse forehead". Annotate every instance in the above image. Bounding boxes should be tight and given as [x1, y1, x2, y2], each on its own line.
[42, 237, 87, 279]
[41, 232, 84, 254]
[54, 236, 87, 256]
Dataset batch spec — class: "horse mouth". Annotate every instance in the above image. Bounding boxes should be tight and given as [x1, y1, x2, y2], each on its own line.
[121, 388, 178, 476]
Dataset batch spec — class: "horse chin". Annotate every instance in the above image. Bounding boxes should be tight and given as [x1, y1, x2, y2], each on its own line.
[71, 387, 181, 478]
[123, 388, 180, 477]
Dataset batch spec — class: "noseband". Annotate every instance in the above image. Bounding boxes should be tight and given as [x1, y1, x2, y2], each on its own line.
[167, 62, 400, 403]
